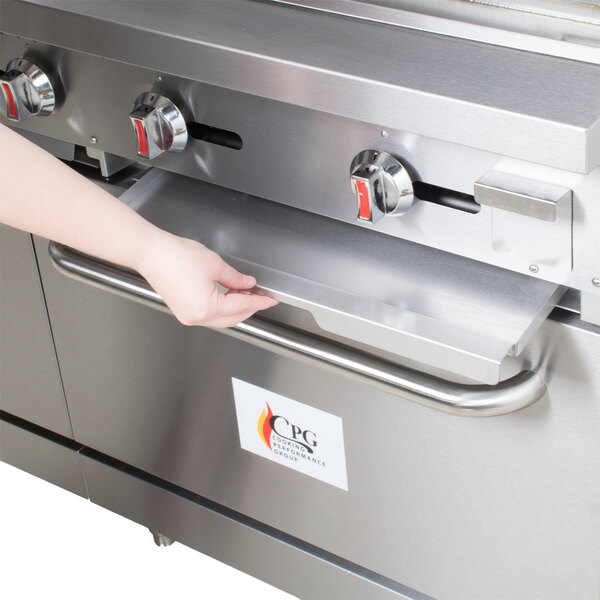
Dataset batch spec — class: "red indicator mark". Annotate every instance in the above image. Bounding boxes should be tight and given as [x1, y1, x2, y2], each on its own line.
[1, 82, 18, 119]
[133, 118, 148, 157]
[355, 179, 371, 220]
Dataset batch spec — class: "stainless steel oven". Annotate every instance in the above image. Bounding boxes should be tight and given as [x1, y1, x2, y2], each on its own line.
[1, 2, 600, 599]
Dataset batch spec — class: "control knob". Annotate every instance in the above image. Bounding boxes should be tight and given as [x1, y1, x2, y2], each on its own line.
[129, 92, 187, 159]
[350, 149, 415, 223]
[0, 58, 56, 122]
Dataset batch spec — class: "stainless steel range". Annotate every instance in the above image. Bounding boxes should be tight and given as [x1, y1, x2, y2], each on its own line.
[1, 1, 600, 599]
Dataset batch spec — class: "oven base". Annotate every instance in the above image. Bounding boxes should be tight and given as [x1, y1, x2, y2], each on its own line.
[0, 414, 429, 600]
[0, 416, 86, 498]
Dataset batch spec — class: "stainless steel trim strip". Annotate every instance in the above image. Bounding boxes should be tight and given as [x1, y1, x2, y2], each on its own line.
[48, 242, 548, 418]
[267, 0, 600, 64]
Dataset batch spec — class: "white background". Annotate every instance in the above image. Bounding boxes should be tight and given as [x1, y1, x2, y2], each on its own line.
[0, 461, 297, 600]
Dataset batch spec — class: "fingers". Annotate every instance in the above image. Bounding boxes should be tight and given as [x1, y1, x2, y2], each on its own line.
[139, 234, 277, 328]
[211, 255, 256, 290]
[217, 290, 278, 316]
[202, 311, 256, 328]
[202, 293, 277, 328]
[176, 288, 276, 328]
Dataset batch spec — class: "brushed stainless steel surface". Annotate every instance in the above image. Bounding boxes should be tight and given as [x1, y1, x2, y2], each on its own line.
[581, 290, 600, 326]
[131, 170, 563, 381]
[350, 149, 415, 222]
[80, 455, 428, 600]
[360, 0, 600, 32]
[0, 421, 86, 498]
[0, 226, 71, 436]
[48, 241, 547, 417]
[85, 147, 133, 178]
[486, 166, 575, 275]
[36, 234, 600, 599]
[1, 3, 598, 599]
[556, 287, 580, 314]
[47, 168, 565, 383]
[268, 0, 600, 62]
[474, 170, 572, 222]
[465, 0, 600, 20]
[0, 58, 55, 121]
[2, 1, 600, 172]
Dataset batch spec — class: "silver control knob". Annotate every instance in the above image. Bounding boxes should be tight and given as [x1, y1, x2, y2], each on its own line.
[350, 149, 415, 223]
[129, 92, 187, 159]
[0, 58, 56, 122]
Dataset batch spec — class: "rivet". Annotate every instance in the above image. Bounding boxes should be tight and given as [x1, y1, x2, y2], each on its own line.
[529, 264, 539, 274]
[381, 130, 388, 138]
[593, 278, 600, 287]
[89, 136, 98, 144]
[157, 76, 163, 82]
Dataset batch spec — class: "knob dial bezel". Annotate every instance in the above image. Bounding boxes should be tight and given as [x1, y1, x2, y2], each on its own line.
[350, 149, 415, 223]
[1, 58, 56, 122]
[129, 92, 188, 159]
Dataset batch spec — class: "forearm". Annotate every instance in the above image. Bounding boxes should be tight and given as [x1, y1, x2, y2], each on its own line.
[0, 123, 162, 270]
[0, 123, 277, 327]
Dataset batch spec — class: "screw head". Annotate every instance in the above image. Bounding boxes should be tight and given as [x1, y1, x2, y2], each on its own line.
[156, 75, 163, 82]
[381, 130, 388, 138]
[529, 264, 539, 274]
[89, 136, 98, 144]
[593, 278, 600, 287]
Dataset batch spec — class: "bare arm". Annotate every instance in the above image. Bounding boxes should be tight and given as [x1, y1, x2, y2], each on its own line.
[0, 123, 277, 326]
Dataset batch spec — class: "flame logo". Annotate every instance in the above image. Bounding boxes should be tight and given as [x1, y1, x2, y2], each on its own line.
[257, 402, 274, 450]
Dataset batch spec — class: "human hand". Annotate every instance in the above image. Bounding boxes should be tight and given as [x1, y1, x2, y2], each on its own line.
[136, 230, 277, 327]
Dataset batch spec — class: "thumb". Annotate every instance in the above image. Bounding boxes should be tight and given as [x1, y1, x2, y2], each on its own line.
[213, 257, 256, 290]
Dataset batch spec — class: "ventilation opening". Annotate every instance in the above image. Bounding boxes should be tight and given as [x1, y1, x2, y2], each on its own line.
[413, 181, 480, 214]
[187, 122, 243, 150]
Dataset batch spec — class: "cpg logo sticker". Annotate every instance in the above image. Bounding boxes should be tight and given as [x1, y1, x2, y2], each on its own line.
[232, 378, 348, 490]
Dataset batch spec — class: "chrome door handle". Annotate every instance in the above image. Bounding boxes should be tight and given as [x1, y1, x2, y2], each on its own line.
[48, 242, 547, 418]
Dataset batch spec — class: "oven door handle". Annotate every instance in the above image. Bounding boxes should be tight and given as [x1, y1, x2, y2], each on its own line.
[48, 241, 547, 418]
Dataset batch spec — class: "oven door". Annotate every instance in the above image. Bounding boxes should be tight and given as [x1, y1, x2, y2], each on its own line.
[35, 171, 600, 600]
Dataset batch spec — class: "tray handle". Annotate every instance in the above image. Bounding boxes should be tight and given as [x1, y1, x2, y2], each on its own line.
[49, 241, 547, 418]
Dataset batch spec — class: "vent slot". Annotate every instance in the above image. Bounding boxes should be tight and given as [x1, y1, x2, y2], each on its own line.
[187, 122, 243, 150]
[414, 181, 480, 214]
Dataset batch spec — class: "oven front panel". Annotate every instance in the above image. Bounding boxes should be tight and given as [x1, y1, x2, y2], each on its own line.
[2, 34, 599, 298]
[35, 235, 600, 600]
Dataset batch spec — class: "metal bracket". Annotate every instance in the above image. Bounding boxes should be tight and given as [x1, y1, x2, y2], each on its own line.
[474, 170, 571, 222]
[86, 147, 134, 178]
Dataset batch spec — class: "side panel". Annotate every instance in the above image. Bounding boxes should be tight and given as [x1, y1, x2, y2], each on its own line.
[36, 235, 600, 600]
[0, 225, 71, 436]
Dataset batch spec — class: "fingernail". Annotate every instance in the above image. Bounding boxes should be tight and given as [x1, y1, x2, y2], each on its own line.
[243, 275, 256, 286]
